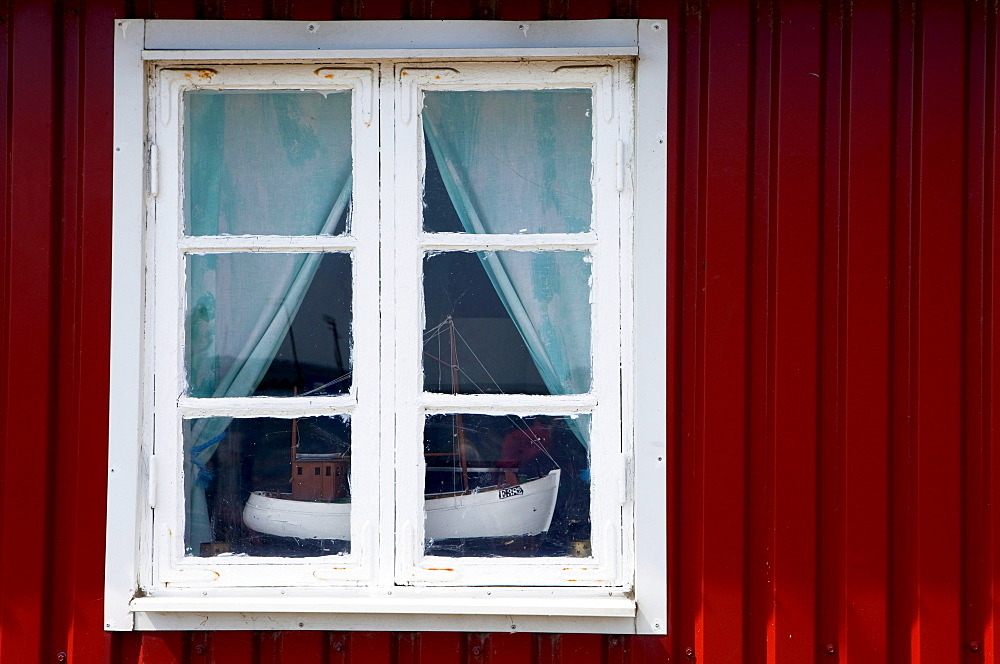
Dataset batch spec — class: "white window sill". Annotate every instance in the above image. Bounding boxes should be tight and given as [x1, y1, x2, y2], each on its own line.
[131, 594, 634, 616]
[128, 594, 637, 633]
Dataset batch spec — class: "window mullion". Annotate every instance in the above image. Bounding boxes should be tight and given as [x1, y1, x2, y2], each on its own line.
[389, 59, 428, 587]
[375, 62, 399, 590]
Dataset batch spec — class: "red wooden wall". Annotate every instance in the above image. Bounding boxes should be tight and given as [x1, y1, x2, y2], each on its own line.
[1, 0, 998, 661]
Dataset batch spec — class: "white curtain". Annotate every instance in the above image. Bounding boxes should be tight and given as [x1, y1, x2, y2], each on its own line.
[422, 90, 594, 448]
[182, 88, 595, 549]
[184, 90, 353, 550]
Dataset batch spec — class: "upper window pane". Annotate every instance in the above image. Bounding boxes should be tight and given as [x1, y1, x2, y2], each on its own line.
[185, 90, 353, 236]
[422, 90, 593, 234]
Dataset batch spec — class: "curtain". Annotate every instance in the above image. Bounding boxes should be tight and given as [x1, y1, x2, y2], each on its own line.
[184, 90, 353, 550]
[422, 90, 594, 448]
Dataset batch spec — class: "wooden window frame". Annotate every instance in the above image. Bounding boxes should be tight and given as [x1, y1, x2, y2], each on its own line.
[107, 18, 666, 635]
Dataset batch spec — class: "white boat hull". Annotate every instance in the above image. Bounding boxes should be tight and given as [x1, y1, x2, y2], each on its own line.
[243, 469, 561, 541]
[424, 469, 560, 540]
[243, 491, 351, 540]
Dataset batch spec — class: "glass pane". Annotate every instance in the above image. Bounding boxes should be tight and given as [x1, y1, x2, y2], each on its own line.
[185, 90, 353, 236]
[423, 251, 592, 395]
[422, 90, 593, 234]
[186, 253, 352, 398]
[423, 414, 591, 558]
[184, 416, 352, 558]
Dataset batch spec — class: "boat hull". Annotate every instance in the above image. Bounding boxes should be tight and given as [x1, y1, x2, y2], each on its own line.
[424, 468, 560, 540]
[243, 492, 351, 540]
[243, 469, 561, 541]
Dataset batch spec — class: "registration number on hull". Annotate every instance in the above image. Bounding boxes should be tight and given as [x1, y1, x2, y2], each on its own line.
[498, 485, 524, 499]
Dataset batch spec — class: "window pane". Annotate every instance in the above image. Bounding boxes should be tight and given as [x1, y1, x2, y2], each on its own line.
[184, 416, 352, 558]
[422, 90, 593, 234]
[423, 414, 591, 558]
[423, 251, 592, 395]
[186, 253, 352, 398]
[185, 90, 353, 236]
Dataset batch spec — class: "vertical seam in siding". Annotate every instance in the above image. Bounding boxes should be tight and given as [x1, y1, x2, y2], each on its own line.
[814, 0, 833, 655]
[765, 2, 781, 659]
[742, 0, 759, 657]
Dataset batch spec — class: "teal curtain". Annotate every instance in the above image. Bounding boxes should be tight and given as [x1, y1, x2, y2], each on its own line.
[422, 90, 594, 448]
[184, 90, 353, 550]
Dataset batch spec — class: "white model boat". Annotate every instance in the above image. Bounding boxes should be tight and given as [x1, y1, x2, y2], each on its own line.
[242, 316, 562, 543]
[243, 468, 560, 541]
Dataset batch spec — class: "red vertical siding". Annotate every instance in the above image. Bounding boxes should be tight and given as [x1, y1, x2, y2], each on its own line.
[838, 0, 892, 658]
[2, 3, 57, 663]
[1, 0, 998, 662]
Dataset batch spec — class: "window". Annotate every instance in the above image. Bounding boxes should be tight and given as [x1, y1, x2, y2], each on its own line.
[107, 19, 666, 634]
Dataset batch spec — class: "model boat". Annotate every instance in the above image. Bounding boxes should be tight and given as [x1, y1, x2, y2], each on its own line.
[242, 316, 561, 542]
[243, 468, 560, 541]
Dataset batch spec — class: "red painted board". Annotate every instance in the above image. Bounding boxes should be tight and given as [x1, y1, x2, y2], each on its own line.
[697, 1, 753, 661]
[911, 1, 966, 661]
[0, 5, 56, 664]
[747, 0, 776, 660]
[415, 631, 462, 664]
[277, 631, 325, 664]
[206, 631, 256, 664]
[840, 0, 893, 660]
[68, 0, 119, 659]
[769, 3, 824, 660]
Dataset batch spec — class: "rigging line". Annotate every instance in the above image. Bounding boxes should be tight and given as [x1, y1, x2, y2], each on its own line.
[451, 331, 554, 439]
[454, 327, 504, 392]
[427, 316, 560, 468]
[451, 329, 557, 461]
[423, 318, 452, 340]
[299, 371, 353, 397]
[451, 365, 559, 468]
[424, 351, 454, 369]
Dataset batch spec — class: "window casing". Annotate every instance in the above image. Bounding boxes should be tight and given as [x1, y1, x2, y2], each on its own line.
[107, 19, 666, 635]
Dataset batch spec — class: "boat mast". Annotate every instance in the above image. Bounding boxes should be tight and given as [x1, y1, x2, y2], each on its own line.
[448, 316, 470, 494]
[290, 385, 299, 467]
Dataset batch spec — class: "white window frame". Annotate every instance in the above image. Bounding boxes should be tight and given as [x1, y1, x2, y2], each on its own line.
[107, 18, 666, 635]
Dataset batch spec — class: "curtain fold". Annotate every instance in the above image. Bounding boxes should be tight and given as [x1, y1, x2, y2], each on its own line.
[422, 90, 594, 449]
[184, 91, 353, 550]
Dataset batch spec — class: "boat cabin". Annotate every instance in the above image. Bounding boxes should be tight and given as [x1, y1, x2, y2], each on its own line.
[291, 454, 350, 502]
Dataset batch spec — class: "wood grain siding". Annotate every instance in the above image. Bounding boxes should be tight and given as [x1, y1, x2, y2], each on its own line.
[0, 0, 997, 661]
